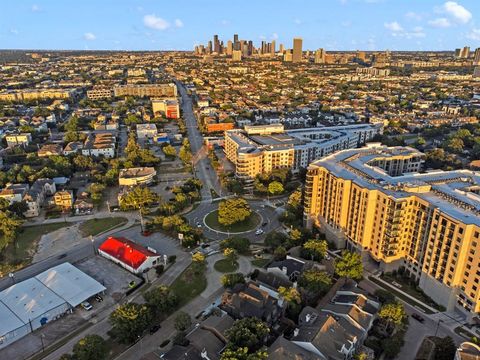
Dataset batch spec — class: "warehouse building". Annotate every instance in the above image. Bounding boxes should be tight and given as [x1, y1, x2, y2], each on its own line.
[0, 263, 105, 349]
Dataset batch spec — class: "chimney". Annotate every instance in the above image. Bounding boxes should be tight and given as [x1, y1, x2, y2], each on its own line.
[282, 266, 287, 275]
[306, 313, 311, 323]
[293, 328, 299, 337]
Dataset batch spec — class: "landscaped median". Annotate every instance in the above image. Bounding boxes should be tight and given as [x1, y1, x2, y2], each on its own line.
[368, 276, 437, 314]
[204, 210, 261, 233]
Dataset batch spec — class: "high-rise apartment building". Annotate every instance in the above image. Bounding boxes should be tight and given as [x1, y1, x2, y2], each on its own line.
[292, 37, 303, 63]
[304, 144, 480, 318]
[226, 40, 233, 56]
[271, 40, 276, 56]
[474, 48, 480, 65]
[213, 35, 220, 53]
[232, 50, 242, 62]
[314, 48, 326, 64]
[459, 46, 470, 59]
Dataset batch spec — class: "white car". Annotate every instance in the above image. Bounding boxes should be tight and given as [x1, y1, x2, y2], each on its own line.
[255, 229, 264, 235]
[81, 301, 93, 311]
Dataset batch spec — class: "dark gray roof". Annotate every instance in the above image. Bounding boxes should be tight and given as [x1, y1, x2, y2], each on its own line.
[268, 258, 304, 276]
[268, 336, 318, 360]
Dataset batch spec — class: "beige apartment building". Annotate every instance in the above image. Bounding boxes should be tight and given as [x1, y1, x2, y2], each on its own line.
[0, 89, 74, 102]
[113, 83, 177, 98]
[304, 144, 480, 319]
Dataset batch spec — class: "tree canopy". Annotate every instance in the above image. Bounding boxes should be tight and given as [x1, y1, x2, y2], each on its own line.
[218, 197, 251, 226]
[72, 334, 108, 360]
[109, 303, 152, 344]
[225, 318, 269, 351]
[334, 251, 363, 281]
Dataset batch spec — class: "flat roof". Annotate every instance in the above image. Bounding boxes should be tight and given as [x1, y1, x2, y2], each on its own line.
[35, 262, 106, 307]
[0, 301, 26, 337]
[0, 278, 66, 324]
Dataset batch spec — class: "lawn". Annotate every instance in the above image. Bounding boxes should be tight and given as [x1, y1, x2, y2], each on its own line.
[170, 264, 207, 307]
[79, 217, 128, 237]
[381, 273, 445, 311]
[205, 210, 261, 233]
[0, 222, 71, 275]
[368, 276, 435, 314]
[251, 258, 271, 268]
[214, 259, 238, 273]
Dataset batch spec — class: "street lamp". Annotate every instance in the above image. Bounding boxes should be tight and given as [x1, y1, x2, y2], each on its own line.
[434, 319, 444, 337]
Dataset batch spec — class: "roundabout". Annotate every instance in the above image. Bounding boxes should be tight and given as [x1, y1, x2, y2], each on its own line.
[213, 259, 239, 273]
[204, 209, 262, 234]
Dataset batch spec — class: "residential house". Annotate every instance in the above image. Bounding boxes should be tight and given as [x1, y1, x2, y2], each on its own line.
[267, 255, 306, 282]
[136, 123, 157, 139]
[82, 133, 116, 158]
[5, 133, 32, 147]
[23, 179, 56, 217]
[63, 141, 83, 155]
[220, 281, 284, 326]
[54, 190, 74, 211]
[0, 183, 29, 204]
[38, 143, 63, 157]
[73, 191, 94, 215]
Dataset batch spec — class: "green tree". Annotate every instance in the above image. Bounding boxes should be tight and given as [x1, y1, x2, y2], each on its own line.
[87, 183, 105, 203]
[381, 331, 405, 359]
[143, 285, 178, 316]
[264, 231, 287, 250]
[162, 144, 177, 158]
[378, 302, 406, 329]
[434, 336, 456, 360]
[302, 239, 328, 261]
[220, 237, 250, 254]
[119, 186, 160, 210]
[298, 269, 332, 294]
[109, 303, 152, 344]
[278, 286, 301, 305]
[225, 318, 269, 351]
[72, 334, 108, 360]
[273, 246, 287, 260]
[221, 273, 245, 288]
[174, 311, 192, 331]
[218, 197, 251, 226]
[224, 247, 238, 264]
[221, 347, 268, 360]
[268, 181, 284, 195]
[374, 289, 396, 304]
[334, 251, 363, 281]
[0, 210, 23, 250]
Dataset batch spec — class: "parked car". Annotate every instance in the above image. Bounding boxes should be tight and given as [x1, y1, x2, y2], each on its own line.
[255, 229, 264, 235]
[411, 313, 425, 323]
[150, 325, 161, 334]
[94, 294, 103, 302]
[262, 222, 268, 227]
[81, 302, 93, 311]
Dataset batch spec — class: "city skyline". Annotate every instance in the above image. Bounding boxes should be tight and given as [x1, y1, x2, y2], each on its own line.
[0, 0, 480, 51]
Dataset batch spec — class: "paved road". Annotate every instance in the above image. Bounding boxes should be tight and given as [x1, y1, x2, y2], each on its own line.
[360, 277, 465, 359]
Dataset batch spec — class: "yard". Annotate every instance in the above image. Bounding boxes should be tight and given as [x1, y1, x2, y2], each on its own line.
[78, 217, 128, 237]
[251, 258, 271, 268]
[214, 259, 238, 273]
[0, 222, 71, 276]
[170, 264, 207, 307]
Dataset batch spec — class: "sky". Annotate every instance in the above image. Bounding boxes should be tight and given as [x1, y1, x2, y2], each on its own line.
[0, 0, 479, 51]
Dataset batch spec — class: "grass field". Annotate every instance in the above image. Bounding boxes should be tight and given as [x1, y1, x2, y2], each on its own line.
[0, 222, 71, 276]
[79, 217, 128, 237]
[214, 259, 238, 273]
[170, 264, 207, 307]
[205, 210, 261, 233]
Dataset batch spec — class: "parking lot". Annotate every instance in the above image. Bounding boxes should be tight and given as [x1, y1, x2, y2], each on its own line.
[76, 256, 140, 302]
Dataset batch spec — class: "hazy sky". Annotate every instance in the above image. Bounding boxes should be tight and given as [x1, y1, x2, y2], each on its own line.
[0, 0, 479, 51]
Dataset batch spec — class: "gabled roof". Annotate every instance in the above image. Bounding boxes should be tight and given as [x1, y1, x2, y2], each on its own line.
[99, 236, 157, 269]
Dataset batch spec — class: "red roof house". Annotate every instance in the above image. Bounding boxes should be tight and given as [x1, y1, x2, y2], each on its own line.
[98, 237, 161, 274]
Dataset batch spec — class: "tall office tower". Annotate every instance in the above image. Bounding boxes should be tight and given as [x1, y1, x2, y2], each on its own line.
[248, 41, 253, 56]
[233, 34, 238, 44]
[220, 41, 224, 54]
[213, 35, 220, 53]
[226, 40, 233, 56]
[241, 41, 249, 57]
[261, 41, 266, 54]
[207, 41, 213, 54]
[292, 37, 303, 63]
[455, 48, 461, 57]
[279, 44, 285, 53]
[271, 40, 276, 56]
[194, 45, 199, 55]
[314, 48, 325, 64]
[460, 46, 470, 59]
[474, 48, 480, 65]
[232, 50, 242, 61]
[198, 45, 205, 55]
